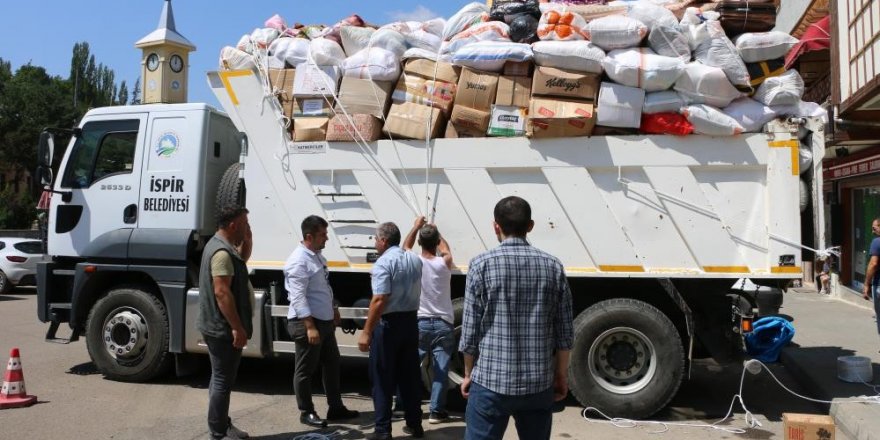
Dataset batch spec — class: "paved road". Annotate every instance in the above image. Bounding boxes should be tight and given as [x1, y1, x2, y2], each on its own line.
[1, 288, 827, 439]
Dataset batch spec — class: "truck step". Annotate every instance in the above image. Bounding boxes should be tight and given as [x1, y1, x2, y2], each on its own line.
[45, 320, 80, 344]
[52, 269, 76, 276]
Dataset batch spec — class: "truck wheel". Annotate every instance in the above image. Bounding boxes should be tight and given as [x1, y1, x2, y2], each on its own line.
[216, 162, 246, 212]
[86, 287, 172, 382]
[569, 298, 684, 419]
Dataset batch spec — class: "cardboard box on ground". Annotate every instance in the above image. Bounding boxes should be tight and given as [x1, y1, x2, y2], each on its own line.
[782, 413, 835, 440]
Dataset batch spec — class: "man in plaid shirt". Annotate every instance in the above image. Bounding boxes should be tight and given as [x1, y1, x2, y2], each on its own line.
[459, 196, 574, 440]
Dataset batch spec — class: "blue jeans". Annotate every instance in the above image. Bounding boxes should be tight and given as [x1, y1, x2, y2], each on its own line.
[464, 382, 554, 440]
[418, 317, 455, 413]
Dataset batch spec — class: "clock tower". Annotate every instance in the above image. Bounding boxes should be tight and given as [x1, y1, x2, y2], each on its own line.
[135, 0, 196, 104]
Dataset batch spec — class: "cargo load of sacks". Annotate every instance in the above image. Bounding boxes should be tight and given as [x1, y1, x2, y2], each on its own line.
[218, 0, 826, 141]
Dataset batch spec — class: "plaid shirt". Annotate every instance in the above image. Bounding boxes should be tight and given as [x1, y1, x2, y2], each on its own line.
[459, 237, 574, 396]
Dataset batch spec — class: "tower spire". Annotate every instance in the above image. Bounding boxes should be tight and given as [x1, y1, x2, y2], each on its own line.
[157, 0, 176, 32]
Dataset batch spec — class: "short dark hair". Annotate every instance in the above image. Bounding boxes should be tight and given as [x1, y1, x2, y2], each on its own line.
[418, 224, 440, 251]
[494, 196, 531, 237]
[301, 215, 328, 238]
[217, 206, 249, 229]
[377, 222, 401, 247]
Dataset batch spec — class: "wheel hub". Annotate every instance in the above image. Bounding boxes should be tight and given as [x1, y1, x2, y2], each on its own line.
[588, 327, 657, 394]
[102, 310, 148, 360]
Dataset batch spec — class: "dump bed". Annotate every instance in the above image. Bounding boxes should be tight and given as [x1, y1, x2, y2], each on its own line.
[209, 68, 820, 280]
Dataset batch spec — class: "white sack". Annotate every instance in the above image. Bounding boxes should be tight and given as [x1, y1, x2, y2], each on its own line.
[340, 26, 375, 57]
[694, 21, 751, 89]
[735, 32, 799, 63]
[683, 104, 744, 136]
[602, 48, 685, 92]
[443, 2, 490, 41]
[586, 16, 648, 51]
[674, 62, 742, 108]
[643, 91, 685, 114]
[627, 2, 678, 30]
[444, 21, 511, 56]
[250, 28, 280, 50]
[754, 70, 805, 106]
[597, 82, 645, 128]
[268, 37, 310, 68]
[532, 40, 605, 73]
[342, 47, 401, 81]
[219, 46, 256, 70]
[370, 29, 408, 58]
[722, 97, 777, 133]
[680, 7, 710, 50]
[452, 41, 533, 72]
[648, 24, 691, 62]
[309, 38, 346, 67]
[237, 34, 255, 54]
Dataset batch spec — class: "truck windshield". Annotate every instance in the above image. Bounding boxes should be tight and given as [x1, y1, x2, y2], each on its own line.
[60, 119, 139, 189]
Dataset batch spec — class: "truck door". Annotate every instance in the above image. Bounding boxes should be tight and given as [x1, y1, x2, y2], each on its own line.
[48, 114, 147, 258]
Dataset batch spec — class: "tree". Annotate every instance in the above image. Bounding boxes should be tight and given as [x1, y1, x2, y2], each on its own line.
[130, 77, 141, 104]
[0, 188, 36, 229]
[117, 80, 129, 106]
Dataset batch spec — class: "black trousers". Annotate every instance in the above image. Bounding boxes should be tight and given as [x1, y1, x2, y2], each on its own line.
[204, 335, 242, 439]
[288, 318, 343, 413]
[369, 311, 422, 434]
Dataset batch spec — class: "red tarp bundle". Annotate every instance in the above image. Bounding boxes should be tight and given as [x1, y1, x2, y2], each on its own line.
[785, 15, 831, 69]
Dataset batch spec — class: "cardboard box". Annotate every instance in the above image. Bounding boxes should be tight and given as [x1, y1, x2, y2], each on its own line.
[335, 77, 394, 118]
[504, 60, 533, 77]
[293, 117, 329, 142]
[528, 98, 596, 138]
[450, 105, 491, 133]
[445, 123, 485, 138]
[495, 76, 532, 108]
[782, 413, 835, 440]
[403, 58, 460, 84]
[326, 114, 383, 142]
[384, 103, 445, 140]
[532, 66, 600, 101]
[293, 63, 341, 97]
[269, 69, 296, 118]
[596, 82, 645, 129]
[293, 97, 335, 117]
[392, 75, 457, 114]
[454, 68, 500, 112]
[488, 105, 528, 137]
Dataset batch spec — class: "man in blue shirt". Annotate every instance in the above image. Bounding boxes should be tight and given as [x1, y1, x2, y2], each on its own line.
[285, 215, 358, 428]
[459, 196, 574, 440]
[862, 218, 880, 342]
[358, 222, 424, 439]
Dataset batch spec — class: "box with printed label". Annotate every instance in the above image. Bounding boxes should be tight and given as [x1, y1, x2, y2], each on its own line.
[293, 97, 335, 117]
[495, 76, 532, 108]
[269, 69, 296, 118]
[503, 60, 533, 77]
[326, 114, 383, 142]
[488, 105, 528, 137]
[445, 123, 485, 138]
[450, 105, 491, 133]
[384, 102, 445, 140]
[528, 98, 596, 138]
[293, 63, 341, 97]
[335, 77, 394, 118]
[392, 75, 457, 114]
[454, 68, 500, 112]
[596, 82, 645, 129]
[783, 414, 835, 440]
[403, 59, 461, 84]
[532, 66, 600, 101]
[293, 117, 329, 142]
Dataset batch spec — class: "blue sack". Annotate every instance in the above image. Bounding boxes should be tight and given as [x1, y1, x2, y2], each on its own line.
[744, 316, 795, 363]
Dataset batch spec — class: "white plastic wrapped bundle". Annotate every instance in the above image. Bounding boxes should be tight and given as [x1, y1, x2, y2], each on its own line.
[601, 48, 685, 92]
[342, 47, 401, 81]
[452, 41, 533, 72]
[532, 40, 605, 73]
[753, 70, 805, 106]
[309, 38, 346, 67]
[370, 29, 408, 58]
[219, 46, 256, 71]
[674, 62, 742, 108]
[444, 21, 511, 56]
[537, 10, 589, 41]
[694, 21, 751, 90]
[682, 104, 744, 136]
[443, 2, 490, 41]
[722, 97, 777, 133]
[250, 28, 280, 50]
[268, 37, 310, 68]
[627, 2, 678, 30]
[406, 28, 443, 51]
[772, 100, 829, 124]
[264, 14, 286, 31]
[237, 34, 255, 54]
[648, 24, 691, 62]
[679, 7, 710, 50]
[422, 18, 446, 37]
[734, 32, 799, 63]
[586, 16, 648, 51]
[643, 91, 685, 114]
[341, 27, 375, 57]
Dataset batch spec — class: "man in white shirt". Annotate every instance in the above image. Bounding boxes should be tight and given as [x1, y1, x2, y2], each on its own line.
[284, 215, 358, 428]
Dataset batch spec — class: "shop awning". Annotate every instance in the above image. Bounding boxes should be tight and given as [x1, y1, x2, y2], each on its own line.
[785, 15, 831, 69]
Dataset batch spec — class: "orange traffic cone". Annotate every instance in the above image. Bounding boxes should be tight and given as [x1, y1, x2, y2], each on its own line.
[0, 348, 37, 409]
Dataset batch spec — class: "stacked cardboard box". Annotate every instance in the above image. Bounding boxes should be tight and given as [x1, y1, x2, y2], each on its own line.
[528, 66, 600, 138]
[292, 63, 341, 141]
[269, 69, 296, 121]
[447, 68, 499, 138]
[329, 77, 393, 142]
[489, 73, 531, 137]
[385, 59, 459, 140]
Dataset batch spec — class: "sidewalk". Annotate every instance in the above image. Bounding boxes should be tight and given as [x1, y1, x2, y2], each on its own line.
[778, 288, 880, 440]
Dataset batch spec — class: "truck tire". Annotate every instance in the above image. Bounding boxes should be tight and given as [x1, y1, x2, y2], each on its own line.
[216, 162, 246, 212]
[569, 298, 684, 419]
[85, 287, 172, 382]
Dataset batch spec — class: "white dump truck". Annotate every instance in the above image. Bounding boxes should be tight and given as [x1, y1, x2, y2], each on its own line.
[35, 65, 826, 418]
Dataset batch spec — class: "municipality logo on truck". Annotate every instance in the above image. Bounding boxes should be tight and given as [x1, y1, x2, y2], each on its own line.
[155, 132, 180, 157]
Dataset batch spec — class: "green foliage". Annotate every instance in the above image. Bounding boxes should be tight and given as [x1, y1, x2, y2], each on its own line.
[0, 187, 36, 229]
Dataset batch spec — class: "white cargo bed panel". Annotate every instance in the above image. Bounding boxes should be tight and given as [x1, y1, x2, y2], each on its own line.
[209, 69, 805, 279]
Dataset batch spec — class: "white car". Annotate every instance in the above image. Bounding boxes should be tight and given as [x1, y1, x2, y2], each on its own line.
[0, 238, 48, 293]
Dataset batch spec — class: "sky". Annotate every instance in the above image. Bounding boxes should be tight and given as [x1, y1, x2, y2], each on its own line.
[0, 0, 476, 107]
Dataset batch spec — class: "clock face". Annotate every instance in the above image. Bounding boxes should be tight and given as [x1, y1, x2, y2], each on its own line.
[170, 55, 184, 73]
[146, 53, 159, 71]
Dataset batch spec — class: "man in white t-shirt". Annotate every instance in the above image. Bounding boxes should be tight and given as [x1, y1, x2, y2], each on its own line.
[402, 216, 455, 424]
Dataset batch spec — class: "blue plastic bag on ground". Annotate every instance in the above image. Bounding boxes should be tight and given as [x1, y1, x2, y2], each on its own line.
[744, 316, 795, 363]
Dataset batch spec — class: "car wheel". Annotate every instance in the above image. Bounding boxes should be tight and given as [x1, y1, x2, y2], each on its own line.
[0, 270, 10, 294]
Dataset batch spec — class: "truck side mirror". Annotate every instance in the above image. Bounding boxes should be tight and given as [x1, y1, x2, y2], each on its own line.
[37, 166, 53, 187]
[38, 131, 54, 168]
